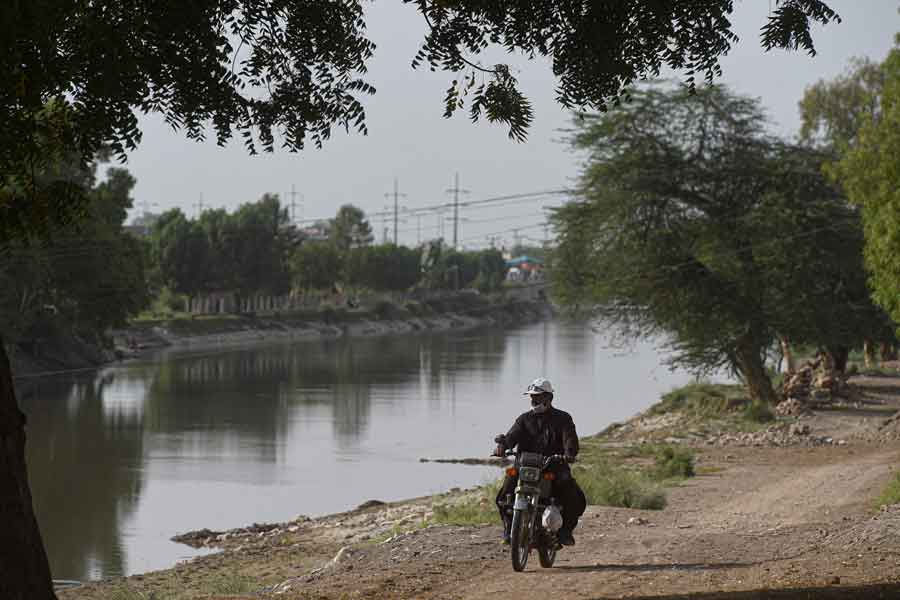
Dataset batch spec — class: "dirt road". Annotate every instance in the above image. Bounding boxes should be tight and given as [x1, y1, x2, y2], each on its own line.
[289, 443, 900, 600]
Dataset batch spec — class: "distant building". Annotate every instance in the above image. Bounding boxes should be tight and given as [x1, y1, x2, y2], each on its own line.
[126, 211, 161, 238]
[299, 221, 330, 243]
[505, 255, 544, 282]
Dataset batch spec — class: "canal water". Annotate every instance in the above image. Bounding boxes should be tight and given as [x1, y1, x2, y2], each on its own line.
[18, 320, 692, 581]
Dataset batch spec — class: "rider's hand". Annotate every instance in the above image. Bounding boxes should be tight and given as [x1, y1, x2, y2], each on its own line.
[493, 445, 506, 457]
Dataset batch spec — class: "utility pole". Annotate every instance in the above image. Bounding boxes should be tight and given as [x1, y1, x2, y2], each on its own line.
[380, 206, 392, 244]
[193, 193, 205, 218]
[446, 172, 469, 250]
[384, 178, 406, 245]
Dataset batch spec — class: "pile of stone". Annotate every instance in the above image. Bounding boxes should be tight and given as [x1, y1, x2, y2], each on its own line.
[781, 366, 815, 403]
[704, 422, 846, 448]
[779, 359, 858, 410]
[774, 398, 810, 417]
[875, 411, 900, 441]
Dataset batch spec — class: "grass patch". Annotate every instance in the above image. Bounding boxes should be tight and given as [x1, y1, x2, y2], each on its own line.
[876, 471, 900, 508]
[202, 573, 257, 595]
[650, 382, 749, 418]
[650, 445, 696, 480]
[858, 366, 900, 377]
[106, 589, 169, 600]
[743, 401, 775, 424]
[574, 462, 667, 510]
[427, 438, 694, 522]
[696, 465, 726, 475]
[430, 484, 499, 526]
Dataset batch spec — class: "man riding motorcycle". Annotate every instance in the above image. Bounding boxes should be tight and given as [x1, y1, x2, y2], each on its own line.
[494, 377, 587, 546]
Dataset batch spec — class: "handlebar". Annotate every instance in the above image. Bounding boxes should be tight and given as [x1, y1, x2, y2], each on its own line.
[496, 449, 575, 464]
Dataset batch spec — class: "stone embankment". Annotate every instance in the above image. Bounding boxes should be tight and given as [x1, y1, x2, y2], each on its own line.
[113, 299, 552, 357]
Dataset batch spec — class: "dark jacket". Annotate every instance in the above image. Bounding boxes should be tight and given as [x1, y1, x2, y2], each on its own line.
[503, 406, 579, 458]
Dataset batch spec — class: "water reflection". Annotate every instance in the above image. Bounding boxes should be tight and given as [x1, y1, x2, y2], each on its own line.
[18, 322, 690, 581]
[21, 376, 144, 581]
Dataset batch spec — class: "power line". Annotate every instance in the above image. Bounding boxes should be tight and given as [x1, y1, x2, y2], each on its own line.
[395, 210, 551, 236]
[290, 188, 572, 227]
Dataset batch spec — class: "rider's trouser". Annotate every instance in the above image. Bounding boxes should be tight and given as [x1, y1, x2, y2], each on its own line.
[495, 470, 587, 533]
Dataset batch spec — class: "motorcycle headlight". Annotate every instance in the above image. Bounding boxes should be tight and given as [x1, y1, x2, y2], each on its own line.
[519, 467, 541, 483]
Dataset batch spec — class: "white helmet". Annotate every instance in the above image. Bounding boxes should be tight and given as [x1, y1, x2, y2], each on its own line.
[525, 377, 554, 396]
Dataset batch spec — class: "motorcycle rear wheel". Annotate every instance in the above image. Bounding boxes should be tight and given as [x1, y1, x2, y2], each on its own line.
[510, 509, 530, 572]
[538, 543, 557, 568]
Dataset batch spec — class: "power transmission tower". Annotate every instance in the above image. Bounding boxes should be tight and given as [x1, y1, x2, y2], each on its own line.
[446, 172, 469, 250]
[384, 178, 407, 245]
[287, 184, 303, 224]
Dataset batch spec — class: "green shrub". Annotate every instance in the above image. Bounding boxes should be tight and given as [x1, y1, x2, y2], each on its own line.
[430, 484, 499, 526]
[876, 471, 900, 507]
[574, 463, 667, 510]
[744, 400, 775, 423]
[651, 382, 748, 417]
[651, 445, 695, 480]
[373, 299, 400, 320]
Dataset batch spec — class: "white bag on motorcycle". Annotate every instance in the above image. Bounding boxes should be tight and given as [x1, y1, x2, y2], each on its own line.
[542, 505, 563, 532]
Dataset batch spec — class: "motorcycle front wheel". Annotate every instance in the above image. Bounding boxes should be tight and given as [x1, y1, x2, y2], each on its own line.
[510, 508, 530, 572]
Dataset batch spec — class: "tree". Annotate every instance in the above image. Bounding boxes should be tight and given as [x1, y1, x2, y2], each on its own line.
[150, 209, 212, 297]
[229, 194, 291, 298]
[746, 161, 895, 372]
[346, 244, 421, 292]
[329, 205, 373, 251]
[829, 38, 900, 325]
[289, 243, 342, 291]
[418, 0, 840, 140]
[0, 2, 841, 597]
[552, 84, 869, 405]
[47, 168, 150, 332]
[799, 57, 886, 150]
[474, 249, 507, 293]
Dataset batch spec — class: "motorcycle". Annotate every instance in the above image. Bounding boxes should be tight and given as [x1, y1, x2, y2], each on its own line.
[496, 437, 570, 572]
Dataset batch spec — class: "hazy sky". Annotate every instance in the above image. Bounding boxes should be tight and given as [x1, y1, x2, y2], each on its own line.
[124, 1, 900, 248]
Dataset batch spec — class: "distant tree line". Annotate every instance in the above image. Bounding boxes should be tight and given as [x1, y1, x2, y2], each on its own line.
[146, 200, 509, 309]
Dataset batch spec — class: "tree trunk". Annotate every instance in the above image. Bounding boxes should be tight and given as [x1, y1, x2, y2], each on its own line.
[826, 345, 849, 375]
[779, 337, 797, 373]
[735, 337, 778, 405]
[864, 339, 876, 369]
[0, 337, 57, 600]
